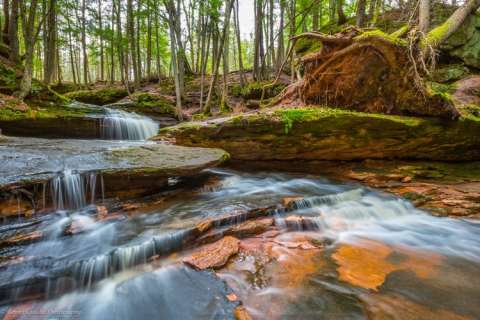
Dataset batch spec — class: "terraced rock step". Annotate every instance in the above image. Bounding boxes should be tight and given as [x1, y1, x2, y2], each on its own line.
[156, 107, 480, 161]
[0, 137, 229, 215]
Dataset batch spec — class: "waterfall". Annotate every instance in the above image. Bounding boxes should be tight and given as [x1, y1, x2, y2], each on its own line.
[101, 108, 159, 140]
[51, 170, 101, 210]
[72, 230, 188, 288]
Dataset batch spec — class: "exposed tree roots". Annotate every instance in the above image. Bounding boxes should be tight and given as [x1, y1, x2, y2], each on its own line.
[274, 28, 460, 119]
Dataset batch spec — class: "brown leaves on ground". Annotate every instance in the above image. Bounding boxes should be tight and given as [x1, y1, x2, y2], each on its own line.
[332, 239, 442, 291]
[183, 236, 240, 270]
[0, 93, 29, 112]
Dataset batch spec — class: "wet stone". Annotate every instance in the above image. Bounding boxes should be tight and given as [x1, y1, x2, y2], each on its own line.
[184, 236, 240, 270]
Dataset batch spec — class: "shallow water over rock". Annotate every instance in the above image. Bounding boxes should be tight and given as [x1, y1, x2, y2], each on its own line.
[0, 169, 479, 319]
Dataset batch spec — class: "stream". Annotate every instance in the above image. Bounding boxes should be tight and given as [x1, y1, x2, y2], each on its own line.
[0, 107, 479, 320]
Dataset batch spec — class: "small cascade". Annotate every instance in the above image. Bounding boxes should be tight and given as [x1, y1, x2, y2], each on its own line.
[50, 170, 102, 210]
[286, 188, 364, 210]
[72, 230, 188, 288]
[101, 108, 159, 140]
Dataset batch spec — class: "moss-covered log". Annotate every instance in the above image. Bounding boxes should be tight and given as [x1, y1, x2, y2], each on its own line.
[156, 107, 480, 161]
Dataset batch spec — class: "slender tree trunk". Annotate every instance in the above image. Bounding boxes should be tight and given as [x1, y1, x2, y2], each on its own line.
[419, 0, 430, 33]
[136, 0, 142, 81]
[269, 0, 275, 69]
[356, 0, 367, 27]
[337, 0, 347, 25]
[67, 14, 77, 85]
[199, 29, 211, 112]
[146, 0, 152, 79]
[204, 0, 233, 114]
[154, 0, 162, 78]
[167, 14, 183, 120]
[44, 0, 57, 84]
[16, 0, 40, 99]
[253, 0, 264, 80]
[277, 0, 285, 71]
[110, 0, 115, 84]
[8, 0, 19, 63]
[2, 0, 9, 44]
[424, 0, 480, 49]
[127, 0, 140, 88]
[81, 0, 89, 84]
[98, 0, 104, 81]
[234, 0, 246, 86]
[312, 3, 320, 30]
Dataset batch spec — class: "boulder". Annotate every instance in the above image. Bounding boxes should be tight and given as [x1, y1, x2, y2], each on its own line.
[156, 107, 480, 161]
[442, 13, 480, 69]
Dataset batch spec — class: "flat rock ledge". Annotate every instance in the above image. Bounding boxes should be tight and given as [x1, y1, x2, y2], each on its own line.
[0, 137, 228, 214]
[155, 107, 480, 161]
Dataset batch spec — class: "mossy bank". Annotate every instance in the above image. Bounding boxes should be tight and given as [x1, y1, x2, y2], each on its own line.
[156, 107, 480, 161]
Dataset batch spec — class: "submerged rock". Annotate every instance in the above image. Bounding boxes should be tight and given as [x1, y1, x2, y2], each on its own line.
[156, 107, 480, 161]
[3, 266, 240, 320]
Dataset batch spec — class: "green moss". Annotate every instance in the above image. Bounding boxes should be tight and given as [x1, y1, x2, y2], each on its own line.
[423, 21, 452, 48]
[274, 107, 422, 134]
[65, 87, 128, 105]
[130, 92, 176, 115]
[431, 64, 467, 83]
[231, 81, 286, 100]
[354, 29, 407, 46]
[390, 25, 409, 38]
[427, 82, 455, 104]
[294, 37, 323, 57]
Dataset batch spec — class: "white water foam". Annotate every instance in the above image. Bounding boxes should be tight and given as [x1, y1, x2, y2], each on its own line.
[101, 108, 159, 140]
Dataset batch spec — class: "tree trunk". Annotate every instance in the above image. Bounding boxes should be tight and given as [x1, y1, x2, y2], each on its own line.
[419, 0, 430, 33]
[127, 0, 140, 88]
[44, 0, 57, 84]
[424, 0, 480, 49]
[110, 0, 115, 84]
[98, 0, 104, 81]
[2, 0, 9, 44]
[337, 0, 347, 25]
[356, 0, 367, 27]
[16, 0, 40, 99]
[167, 14, 183, 120]
[204, 0, 233, 114]
[8, 0, 19, 63]
[277, 0, 285, 71]
[81, 0, 89, 85]
[234, 0, 246, 86]
[146, 0, 152, 79]
[312, 4, 320, 31]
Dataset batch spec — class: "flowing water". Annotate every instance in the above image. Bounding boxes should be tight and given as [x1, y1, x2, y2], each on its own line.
[101, 108, 159, 140]
[1, 169, 479, 319]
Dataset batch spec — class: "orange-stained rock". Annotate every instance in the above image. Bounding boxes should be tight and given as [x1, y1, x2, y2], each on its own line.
[226, 293, 238, 301]
[0, 231, 43, 248]
[234, 306, 253, 320]
[197, 218, 273, 244]
[183, 236, 240, 270]
[332, 239, 442, 291]
[362, 293, 472, 320]
[281, 196, 303, 207]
